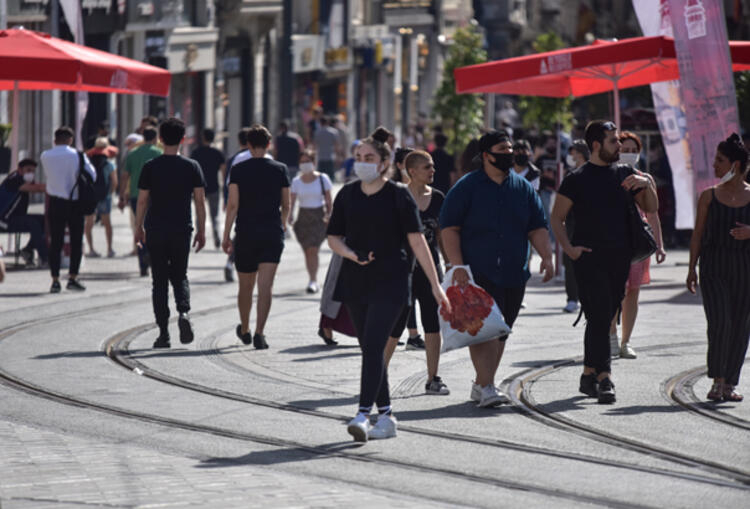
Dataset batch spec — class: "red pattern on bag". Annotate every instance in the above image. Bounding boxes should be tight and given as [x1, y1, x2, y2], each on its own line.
[440, 285, 494, 336]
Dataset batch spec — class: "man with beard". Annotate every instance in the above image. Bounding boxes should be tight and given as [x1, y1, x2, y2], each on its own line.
[550, 120, 657, 404]
[440, 130, 554, 408]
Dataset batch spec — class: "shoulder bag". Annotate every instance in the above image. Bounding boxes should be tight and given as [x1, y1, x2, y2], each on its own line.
[617, 165, 656, 264]
[70, 151, 98, 215]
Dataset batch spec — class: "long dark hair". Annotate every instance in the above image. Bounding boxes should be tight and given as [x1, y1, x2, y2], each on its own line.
[391, 147, 413, 182]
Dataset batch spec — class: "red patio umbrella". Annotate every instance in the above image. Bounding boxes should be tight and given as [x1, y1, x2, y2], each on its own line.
[454, 35, 750, 126]
[0, 28, 171, 167]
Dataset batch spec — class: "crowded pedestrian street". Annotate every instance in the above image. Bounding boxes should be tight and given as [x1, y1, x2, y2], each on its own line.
[0, 200, 748, 508]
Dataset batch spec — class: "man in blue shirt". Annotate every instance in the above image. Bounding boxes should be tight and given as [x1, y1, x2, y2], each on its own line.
[440, 130, 553, 408]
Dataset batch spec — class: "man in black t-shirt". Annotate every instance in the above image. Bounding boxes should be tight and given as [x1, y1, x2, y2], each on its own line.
[135, 118, 207, 349]
[222, 124, 291, 349]
[190, 128, 226, 248]
[430, 133, 454, 194]
[274, 122, 303, 178]
[550, 120, 657, 404]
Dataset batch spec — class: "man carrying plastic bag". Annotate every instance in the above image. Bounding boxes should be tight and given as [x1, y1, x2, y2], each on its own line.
[440, 131, 554, 408]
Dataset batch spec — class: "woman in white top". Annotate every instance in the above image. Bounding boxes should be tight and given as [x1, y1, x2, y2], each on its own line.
[289, 149, 333, 293]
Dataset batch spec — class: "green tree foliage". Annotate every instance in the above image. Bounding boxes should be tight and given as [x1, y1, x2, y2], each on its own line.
[432, 24, 487, 157]
[735, 72, 750, 134]
[517, 33, 574, 131]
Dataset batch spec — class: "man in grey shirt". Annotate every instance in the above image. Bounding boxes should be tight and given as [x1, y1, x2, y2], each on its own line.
[313, 116, 339, 178]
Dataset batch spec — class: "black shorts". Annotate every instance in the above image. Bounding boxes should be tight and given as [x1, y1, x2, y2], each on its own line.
[391, 267, 440, 337]
[473, 272, 526, 335]
[234, 235, 284, 273]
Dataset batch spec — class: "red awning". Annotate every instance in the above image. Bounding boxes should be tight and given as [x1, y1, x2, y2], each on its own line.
[0, 28, 170, 96]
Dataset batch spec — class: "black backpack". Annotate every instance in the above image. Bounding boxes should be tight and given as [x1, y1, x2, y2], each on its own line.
[89, 153, 110, 202]
[70, 151, 98, 215]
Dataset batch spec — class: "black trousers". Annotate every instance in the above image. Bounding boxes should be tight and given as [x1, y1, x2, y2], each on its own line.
[48, 196, 84, 278]
[146, 230, 192, 328]
[474, 273, 526, 329]
[700, 249, 750, 386]
[347, 294, 406, 412]
[7, 214, 48, 262]
[573, 250, 630, 374]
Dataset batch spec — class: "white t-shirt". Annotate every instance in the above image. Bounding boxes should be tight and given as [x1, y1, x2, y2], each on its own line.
[291, 174, 332, 208]
[231, 150, 274, 168]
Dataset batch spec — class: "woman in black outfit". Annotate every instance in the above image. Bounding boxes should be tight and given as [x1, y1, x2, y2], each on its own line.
[687, 134, 750, 402]
[385, 150, 449, 395]
[327, 132, 450, 442]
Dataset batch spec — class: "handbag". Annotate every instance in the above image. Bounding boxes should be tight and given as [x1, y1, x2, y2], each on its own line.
[617, 166, 657, 264]
[70, 151, 98, 215]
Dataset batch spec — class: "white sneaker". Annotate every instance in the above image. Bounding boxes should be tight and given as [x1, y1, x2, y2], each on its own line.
[609, 333, 620, 359]
[620, 343, 637, 359]
[306, 281, 319, 294]
[563, 300, 579, 313]
[369, 414, 397, 439]
[470, 382, 482, 402]
[478, 384, 507, 408]
[347, 414, 371, 442]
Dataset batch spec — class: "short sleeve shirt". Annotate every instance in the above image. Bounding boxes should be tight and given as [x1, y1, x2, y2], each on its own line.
[290, 174, 332, 208]
[440, 170, 547, 288]
[327, 180, 423, 303]
[190, 146, 225, 194]
[557, 162, 635, 250]
[126, 144, 163, 198]
[229, 157, 290, 236]
[138, 155, 206, 232]
[419, 189, 445, 274]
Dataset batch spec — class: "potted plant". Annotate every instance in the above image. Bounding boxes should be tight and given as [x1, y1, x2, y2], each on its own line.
[0, 124, 11, 175]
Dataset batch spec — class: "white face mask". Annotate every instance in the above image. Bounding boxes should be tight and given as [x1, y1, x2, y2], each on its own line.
[299, 162, 315, 174]
[619, 152, 640, 166]
[23, 172, 35, 183]
[353, 161, 381, 183]
[565, 154, 577, 168]
[719, 168, 736, 184]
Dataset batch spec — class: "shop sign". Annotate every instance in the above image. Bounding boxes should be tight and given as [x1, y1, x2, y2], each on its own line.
[324, 47, 351, 71]
[292, 34, 325, 74]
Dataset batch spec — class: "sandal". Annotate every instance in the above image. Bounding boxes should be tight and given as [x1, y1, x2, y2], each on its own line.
[722, 385, 744, 402]
[707, 382, 723, 401]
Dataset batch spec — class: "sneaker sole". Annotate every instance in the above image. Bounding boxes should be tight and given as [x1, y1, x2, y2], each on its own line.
[579, 387, 598, 397]
[426, 389, 451, 395]
[347, 424, 368, 442]
[598, 393, 616, 404]
[405, 344, 425, 351]
[178, 318, 194, 344]
[153, 342, 171, 349]
[478, 397, 504, 408]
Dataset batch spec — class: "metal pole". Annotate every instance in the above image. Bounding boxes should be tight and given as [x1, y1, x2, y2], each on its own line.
[280, 0, 293, 123]
[613, 80, 621, 128]
[10, 81, 19, 171]
[0, 0, 7, 125]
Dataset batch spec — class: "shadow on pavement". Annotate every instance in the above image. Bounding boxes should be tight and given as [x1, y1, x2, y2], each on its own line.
[34, 350, 106, 359]
[196, 441, 364, 468]
[511, 359, 567, 368]
[538, 396, 590, 413]
[394, 401, 514, 421]
[0, 292, 50, 297]
[604, 404, 683, 416]
[288, 395, 358, 408]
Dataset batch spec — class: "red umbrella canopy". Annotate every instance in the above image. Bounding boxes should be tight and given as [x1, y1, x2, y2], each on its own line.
[0, 28, 170, 96]
[454, 35, 750, 97]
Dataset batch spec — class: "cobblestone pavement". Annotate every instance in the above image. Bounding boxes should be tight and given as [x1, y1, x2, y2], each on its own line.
[0, 200, 748, 508]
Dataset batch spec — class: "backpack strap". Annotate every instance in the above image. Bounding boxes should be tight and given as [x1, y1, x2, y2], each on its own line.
[69, 151, 85, 200]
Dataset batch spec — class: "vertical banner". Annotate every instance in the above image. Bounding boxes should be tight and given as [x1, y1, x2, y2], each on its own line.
[59, 0, 88, 150]
[632, 0, 695, 229]
[668, 0, 740, 200]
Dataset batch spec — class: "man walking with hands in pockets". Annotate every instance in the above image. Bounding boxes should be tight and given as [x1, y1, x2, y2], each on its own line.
[440, 130, 553, 408]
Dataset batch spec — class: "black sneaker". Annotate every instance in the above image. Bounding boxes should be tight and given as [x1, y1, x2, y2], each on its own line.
[140, 266, 149, 277]
[50, 280, 61, 294]
[236, 325, 252, 345]
[597, 377, 616, 404]
[579, 373, 598, 397]
[178, 313, 194, 344]
[253, 333, 269, 350]
[425, 375, 450, 395]
[405, 335, 426, 350]
[66, 279, 86, 291]
[317, 327, 338, 346]
[153, 333, 171, 349]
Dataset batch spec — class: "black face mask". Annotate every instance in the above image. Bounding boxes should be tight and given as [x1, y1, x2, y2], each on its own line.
[513, 153, 529, 167]
[487, 151, 514, 172]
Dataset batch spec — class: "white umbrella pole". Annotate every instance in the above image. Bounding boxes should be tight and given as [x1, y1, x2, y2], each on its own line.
[10, 81, 19, 171]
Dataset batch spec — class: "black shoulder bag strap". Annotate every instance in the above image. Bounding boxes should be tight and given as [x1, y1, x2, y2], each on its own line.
[69, 151, 85, 201]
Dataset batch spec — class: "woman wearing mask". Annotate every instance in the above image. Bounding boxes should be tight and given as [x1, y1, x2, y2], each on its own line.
[289, 149, 333, 293]
[327, 129, 450, 442]
[610, 132, 666, 359]
[687, 134, 750, 402]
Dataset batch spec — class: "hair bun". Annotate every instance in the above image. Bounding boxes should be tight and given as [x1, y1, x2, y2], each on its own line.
[370, 126, 392, 145]
[727, 133, 741, 145]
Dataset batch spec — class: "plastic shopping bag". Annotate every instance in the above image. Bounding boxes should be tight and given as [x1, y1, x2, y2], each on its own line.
[439, 265, 511, 353]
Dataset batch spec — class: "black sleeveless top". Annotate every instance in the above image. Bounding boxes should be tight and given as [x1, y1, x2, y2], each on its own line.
[701, 188, 750, 252]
